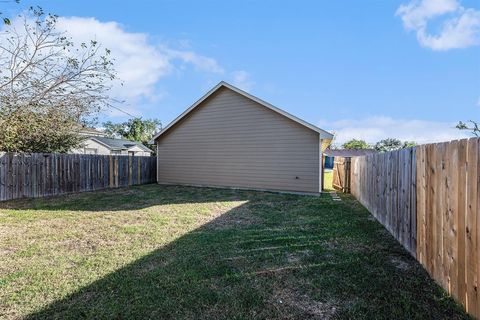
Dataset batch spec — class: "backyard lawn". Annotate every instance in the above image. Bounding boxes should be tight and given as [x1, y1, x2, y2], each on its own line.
[323, 170, 333, 191]
[0, 185, 468, 319]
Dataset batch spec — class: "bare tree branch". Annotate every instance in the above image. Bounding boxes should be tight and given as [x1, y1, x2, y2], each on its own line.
[0, 7, 118, 152]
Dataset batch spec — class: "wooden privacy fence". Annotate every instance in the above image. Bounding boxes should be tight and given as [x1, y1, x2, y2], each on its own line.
[0, 152, 157, 202]
[350, 148, 417, 256]
[332, 156, 351, 193]
[416, 139, 479, 316]
[347, 138, 480, 318]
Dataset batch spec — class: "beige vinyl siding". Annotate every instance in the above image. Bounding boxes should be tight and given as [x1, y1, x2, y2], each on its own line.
[156, 87, 320, 193]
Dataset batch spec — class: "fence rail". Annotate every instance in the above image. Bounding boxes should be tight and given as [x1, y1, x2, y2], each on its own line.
[0, 152, 157, 202]
[345, 138, 480, 318]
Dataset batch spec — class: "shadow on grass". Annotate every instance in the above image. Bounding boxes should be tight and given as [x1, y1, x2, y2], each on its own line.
[6, 185, 468, 319]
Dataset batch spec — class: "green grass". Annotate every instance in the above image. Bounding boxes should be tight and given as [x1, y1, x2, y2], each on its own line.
[324, 170, 334, 191]
[0, 185, 469, 319]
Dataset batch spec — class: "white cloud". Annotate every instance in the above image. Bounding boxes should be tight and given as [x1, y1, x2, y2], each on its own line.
[231, 70, 255, 91]
[53, 17, 224, 115]
[396, 0, 480, 50]
[322, 116, 470, 146]
[396, 0, 459, 30]
[2, 15, 254, 118]
[163, 48, 224, 74]
[56, 17, 169, 104]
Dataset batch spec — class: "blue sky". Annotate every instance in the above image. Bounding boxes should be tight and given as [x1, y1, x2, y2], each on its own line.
[4, 0, 480, 144]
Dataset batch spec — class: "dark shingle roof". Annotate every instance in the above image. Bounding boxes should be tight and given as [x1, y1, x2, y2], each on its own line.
[324, 149, 377, 157]
[91, 137, 151, 152]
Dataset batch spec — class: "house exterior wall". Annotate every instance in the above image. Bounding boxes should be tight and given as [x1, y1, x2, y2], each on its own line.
[156, 87, 320, 194]
[70, 139, 113, 155]
[126, 146, 151, 156]
[70, 139, 151, 156]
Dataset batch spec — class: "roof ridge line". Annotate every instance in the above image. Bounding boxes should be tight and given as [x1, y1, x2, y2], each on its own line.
[150, 81, 334, 143]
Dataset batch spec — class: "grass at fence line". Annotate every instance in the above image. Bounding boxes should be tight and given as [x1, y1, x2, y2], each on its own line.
[324, 170, 334, 191]
[0, 185, 468, 319]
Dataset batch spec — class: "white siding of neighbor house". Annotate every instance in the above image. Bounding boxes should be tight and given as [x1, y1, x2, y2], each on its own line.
[70, 139, 151, 156]
[70, 139, 112, 155]
[126, 145, 151, 156]
[156, 87, 320, 193]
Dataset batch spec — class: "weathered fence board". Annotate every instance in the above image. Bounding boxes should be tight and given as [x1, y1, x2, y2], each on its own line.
[416, 138, 479, 318]
[350, 148, 417, 256]
[0, 152, 157, 202]
[466, 138, 478, 315]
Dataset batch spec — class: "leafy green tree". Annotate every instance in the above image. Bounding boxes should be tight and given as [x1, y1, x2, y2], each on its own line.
[456, 120, 479, 137]
[0, 109, 82, 153]
[374, 138, 401, 152]
[374, 138, 416, 152]
[402, 141, 417, 148]
[342, 139, 370, 150]
[103, 118, 161, 152]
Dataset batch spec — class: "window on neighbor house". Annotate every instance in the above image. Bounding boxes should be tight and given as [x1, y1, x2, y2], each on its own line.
[128, 151, 136, 157]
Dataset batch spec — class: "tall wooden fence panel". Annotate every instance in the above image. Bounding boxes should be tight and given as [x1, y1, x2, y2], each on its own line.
[348, 138, 480, 319]
[0, 153, 157, 202]
[416, 138, 479, 317]
[350, 148, 417, 256]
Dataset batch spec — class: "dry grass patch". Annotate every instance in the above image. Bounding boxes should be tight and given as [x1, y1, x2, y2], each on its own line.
[273, 287, 338, 319]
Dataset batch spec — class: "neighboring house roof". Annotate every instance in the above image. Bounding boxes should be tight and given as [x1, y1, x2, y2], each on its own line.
[150, 81, 334, 143]
[323, 149, 377, 157]
[90, 137, 152, 152]
[76, 127, 108, 137]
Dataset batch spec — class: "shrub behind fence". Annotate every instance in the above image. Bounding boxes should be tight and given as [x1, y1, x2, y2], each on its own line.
[0, 152, 157, 201]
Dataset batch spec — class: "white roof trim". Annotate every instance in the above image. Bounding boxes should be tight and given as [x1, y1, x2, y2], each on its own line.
[126, 145, 150, 152]
[150, 81, 334, 143]
[89, 137, 151, 152]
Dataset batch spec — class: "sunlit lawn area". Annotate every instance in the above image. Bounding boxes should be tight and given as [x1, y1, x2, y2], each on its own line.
[0, 185, 468, 319]
[324, 170, 334, 191]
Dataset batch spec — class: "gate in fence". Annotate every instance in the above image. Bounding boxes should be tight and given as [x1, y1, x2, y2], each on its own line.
[332, 156, 351, 193]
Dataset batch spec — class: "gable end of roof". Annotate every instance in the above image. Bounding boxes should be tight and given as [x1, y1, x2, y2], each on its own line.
[150, 81, 334, 143]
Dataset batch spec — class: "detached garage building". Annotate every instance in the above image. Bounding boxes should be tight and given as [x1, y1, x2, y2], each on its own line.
[151, 82, 333, 194]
